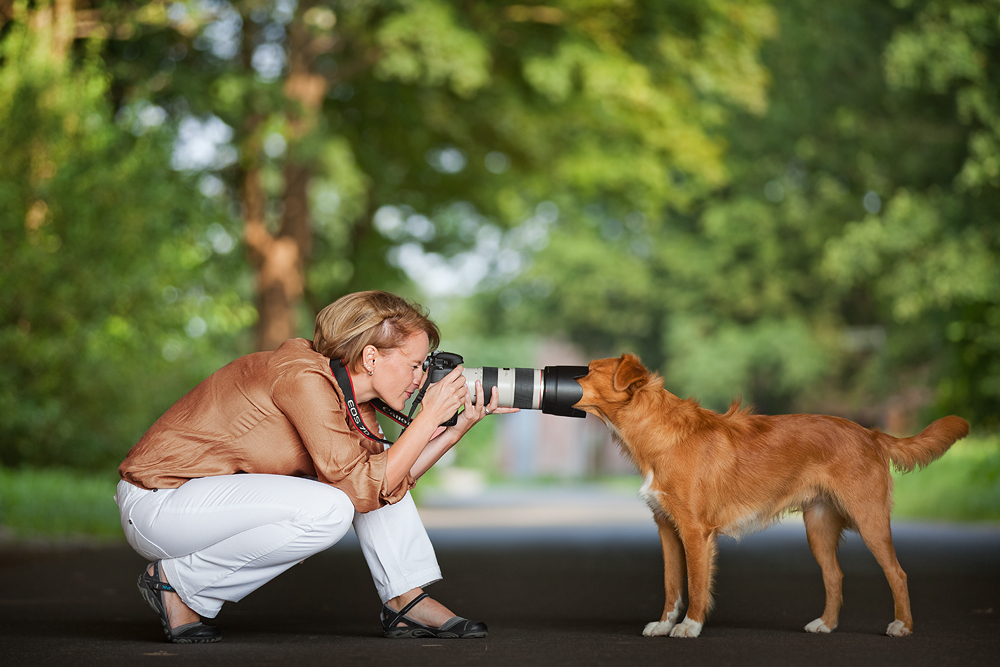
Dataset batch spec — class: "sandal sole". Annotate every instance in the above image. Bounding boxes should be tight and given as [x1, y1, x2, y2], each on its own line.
[385, 628, 487, 639]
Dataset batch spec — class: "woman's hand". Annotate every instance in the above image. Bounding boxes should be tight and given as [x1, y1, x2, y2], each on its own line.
[405, 377, 520, 481]
[444, 379, 520, 440]
[417, 366, 469, 427]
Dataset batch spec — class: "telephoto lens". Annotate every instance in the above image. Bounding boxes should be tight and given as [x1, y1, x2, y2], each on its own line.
[423, 351, 589, 418]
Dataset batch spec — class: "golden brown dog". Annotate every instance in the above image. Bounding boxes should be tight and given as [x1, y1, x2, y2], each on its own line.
[574, 354, 969, 638]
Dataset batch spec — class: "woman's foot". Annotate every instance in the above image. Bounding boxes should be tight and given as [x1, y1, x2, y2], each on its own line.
[382, 589, 488, 638]
[385, 588, 455, 628]
[137, 562, 221, 643]
[146, 564, 200, 630]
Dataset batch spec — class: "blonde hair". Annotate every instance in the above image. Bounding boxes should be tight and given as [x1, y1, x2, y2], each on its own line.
[313, 291, 440, 370]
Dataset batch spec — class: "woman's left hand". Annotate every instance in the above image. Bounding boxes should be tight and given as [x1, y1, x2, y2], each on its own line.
[412, 382, 520, 480]
[447, 381, 519, 438]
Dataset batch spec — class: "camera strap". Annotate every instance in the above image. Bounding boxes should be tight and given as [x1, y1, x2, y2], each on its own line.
[329, 359, 412, 447]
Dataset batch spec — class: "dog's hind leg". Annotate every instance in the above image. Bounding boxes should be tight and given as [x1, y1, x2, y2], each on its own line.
[841, 478, 914, 636]
[669, 524, 716, 638]
[643, 519, 686, 637]
[855, 511, 913, 636]
[803, 501, 848, 633]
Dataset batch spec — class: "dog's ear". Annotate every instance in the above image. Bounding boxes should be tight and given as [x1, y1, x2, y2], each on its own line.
[613, 354, 649, 393]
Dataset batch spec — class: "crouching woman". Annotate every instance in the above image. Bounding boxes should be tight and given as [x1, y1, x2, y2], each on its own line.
[115, 290, 513, 643]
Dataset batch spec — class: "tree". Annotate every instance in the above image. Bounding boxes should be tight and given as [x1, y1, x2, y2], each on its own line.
[478, 0, 1000, 430]
[91, 0, 777, 350]
[828, 0, 1000, 427]
[0, 0, 781, 468]
[0, 1, 254, 468]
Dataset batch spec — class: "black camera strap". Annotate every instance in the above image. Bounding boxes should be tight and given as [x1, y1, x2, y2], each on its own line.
[329, 359, 412, 447]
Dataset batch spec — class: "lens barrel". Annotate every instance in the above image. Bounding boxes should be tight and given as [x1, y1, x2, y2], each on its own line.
[461, 366, 589, 418]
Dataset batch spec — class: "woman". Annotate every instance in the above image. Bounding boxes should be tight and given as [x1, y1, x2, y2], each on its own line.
[115, 291, 514, 643]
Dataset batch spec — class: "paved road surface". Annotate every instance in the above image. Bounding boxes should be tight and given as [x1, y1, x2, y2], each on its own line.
[1, 489, 997, 666]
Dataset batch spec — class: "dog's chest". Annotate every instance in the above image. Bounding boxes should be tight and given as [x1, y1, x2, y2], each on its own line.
[638, 470, 669, 519]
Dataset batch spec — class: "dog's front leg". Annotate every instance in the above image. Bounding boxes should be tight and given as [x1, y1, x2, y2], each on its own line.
[643, 518, 686, 636]
[670, 524, 717, 638]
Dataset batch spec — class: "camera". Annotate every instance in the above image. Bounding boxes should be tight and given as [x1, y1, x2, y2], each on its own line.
[422, 351, 589, 420]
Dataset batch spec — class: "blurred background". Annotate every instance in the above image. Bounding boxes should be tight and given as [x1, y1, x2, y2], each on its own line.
[1, 0, 998, 539]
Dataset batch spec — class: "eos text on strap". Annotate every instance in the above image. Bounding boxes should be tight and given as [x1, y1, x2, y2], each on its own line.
[329, 359, 411, 446]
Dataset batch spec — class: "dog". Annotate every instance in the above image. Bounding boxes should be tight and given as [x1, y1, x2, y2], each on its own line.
[573, 353, 969, 638]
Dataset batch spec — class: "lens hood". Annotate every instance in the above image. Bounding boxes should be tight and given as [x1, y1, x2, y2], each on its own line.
[541, 366, 589, 418]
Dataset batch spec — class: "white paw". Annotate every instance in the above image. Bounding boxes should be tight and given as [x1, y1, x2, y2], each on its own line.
[643, 620, 676, 636]
[886, 620, 912, 637]
[804, 618, 834, 633]
[669, 618, 703, 638]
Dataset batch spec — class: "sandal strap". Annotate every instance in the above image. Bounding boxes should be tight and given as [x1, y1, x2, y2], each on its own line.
[381, 592, 430, 631]
[437, 616, 469, 631]
[144, 577, 177, 593]
[143, 562, 177, 593]
[170, 621, 206, 635]
[397, 592, 430, 618]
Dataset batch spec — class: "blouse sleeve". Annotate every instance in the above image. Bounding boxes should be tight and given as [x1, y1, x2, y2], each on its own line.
[271, 366, 414, 512]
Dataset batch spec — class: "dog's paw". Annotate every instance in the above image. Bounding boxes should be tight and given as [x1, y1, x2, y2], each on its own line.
[669, 618, 703, 638]
[886, 620, 912, 637]
[643, 620, 676, 636]
[804, 618, 835, 633]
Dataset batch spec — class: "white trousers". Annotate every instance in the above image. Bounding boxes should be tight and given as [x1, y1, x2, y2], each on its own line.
[115, 475, 442, 618]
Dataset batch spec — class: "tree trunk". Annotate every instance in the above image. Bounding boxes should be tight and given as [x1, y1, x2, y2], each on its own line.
[241, 161, 300, 351]
[27, 0, 76, 62]
[243, 2, 328, 351]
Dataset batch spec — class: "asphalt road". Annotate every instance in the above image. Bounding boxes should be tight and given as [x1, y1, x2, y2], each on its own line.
[1, 505, 998, 666]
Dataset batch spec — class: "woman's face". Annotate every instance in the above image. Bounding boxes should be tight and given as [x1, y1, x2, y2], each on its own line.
[372, 331, 430, 411]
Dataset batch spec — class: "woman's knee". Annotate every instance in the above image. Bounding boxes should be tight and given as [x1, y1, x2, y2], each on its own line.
[301, 484, 355, 537]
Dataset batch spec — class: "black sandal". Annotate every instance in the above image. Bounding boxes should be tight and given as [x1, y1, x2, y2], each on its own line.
[137, 562, 222, 643]
[381, 592, 488, 638]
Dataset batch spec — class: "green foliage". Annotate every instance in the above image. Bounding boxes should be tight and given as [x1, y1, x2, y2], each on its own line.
[99, 0, 779, 334]
[0, 11, 255, 469]
[667, 316, 832, 411]
[885, 0, 1000, 191]
[3, 0, 996, 478]
[471, 0, 1000, 427]
[822, 191, 999, 322]
[375, 0, 492, 97]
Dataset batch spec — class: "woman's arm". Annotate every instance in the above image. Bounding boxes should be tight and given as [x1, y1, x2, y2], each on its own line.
[407, 383, 518, 480]
[273, 368, 416, 511]
[381, 366, 471, 490]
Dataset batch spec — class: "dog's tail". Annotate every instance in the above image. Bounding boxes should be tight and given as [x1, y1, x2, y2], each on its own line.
[879, 416, 970, 473]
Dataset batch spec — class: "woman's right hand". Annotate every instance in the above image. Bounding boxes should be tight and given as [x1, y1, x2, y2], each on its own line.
[417, 366, 469, 426]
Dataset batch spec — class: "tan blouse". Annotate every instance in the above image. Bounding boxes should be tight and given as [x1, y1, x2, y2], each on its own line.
[118, 338, 414, 512]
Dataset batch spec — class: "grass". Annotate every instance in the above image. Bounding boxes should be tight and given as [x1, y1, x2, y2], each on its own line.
[1, 433, 997, 540]
[0, 466, 123, 540]
[892, 433, 1000, 521]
